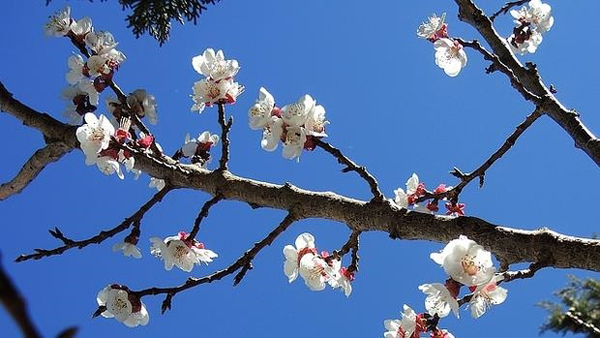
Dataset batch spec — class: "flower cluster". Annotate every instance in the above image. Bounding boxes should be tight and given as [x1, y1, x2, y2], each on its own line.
[45, 7, 131, 125]
[283, 233, 353, 296]
[174, 131, 220, 167]
[384, 236, 507, 337]
[417, 13, 467, 77]
[248, 87, 329, 161]
[76, 113, 152, 179]
[150, 231, 218, 272]
[96, 284, 149, 327]
[508, 0, 554, 54]
[392, 173, 464, 216]
[190, 48, 244, 113]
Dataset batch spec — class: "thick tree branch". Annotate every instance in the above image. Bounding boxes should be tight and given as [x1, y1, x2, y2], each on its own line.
[2, 84, 600, 272]
[16, 186, 174, 262]
[0, 142, 74, 201]
[453, 0, 600, 167]
[133, 212, 299, 312]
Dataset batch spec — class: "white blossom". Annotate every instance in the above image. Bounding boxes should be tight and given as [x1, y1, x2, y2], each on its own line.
[112, 242, 142, 259]
[127, 89, 158, 124]
[418, 283, 459, 318]
[383, 305, 421, 338]
[305, 104, 328, 137]
[85, 31, 118, 55]
[249, 87, 276, 130]
[327, 259, 353, 297]
[417, 13, 447, 40]
[191, 78, 234, 113]
[71, 16, 93, 36]
[76, 113, 115, 165]
[150, 232, 217, 272]
[261, 116, 284, 152]
[182, 131, 219, 158]
[281, 94, 315, 127]
[66, 54, 86, 85]
[95, 155, 124, 179]
[511, 0, 554, 33]
[434, 38, 467, 77]
[191, 48, 240, 81]
[44, 6, 73, 37]
[283, 233, 316, 283]
[282, 126, 307, 161]
[469, 275, 508, 318]
[430, 235, 496, 286]
[77, 80, 100, 106]
[96, 285, 149, 327]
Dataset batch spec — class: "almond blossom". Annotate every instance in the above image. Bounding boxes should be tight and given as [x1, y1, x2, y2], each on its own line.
[305, 104, 328, 137]
[76, 113, 115, 165]
[430, 235, 495, 286]
[261, 116, 284, 152]
[61, 86, 97, 125]
[248, 87, 276, 130]
[44, 6, 73, 37]
[191, 77, 243, 113]
[417, 13, 448, 41]
[281, 94, 315, 127]
[96, 285, 149, 327]
[127, 89, 158, 124]
[383, 305, 424, 338]
[181, 131, 219, 158]
[85, 31, 119, 55]
[393, 173, 426, 209]
[70, 16, 93, 37]
[282, 126, 307, 161]
[298, 253, 334, 291]
[113, 241, 142, 259]
[192, 48, 240, 81]
[150, 232, 217, 272]
[508, 0, 553, 54]
[283, 233, 317, 283]
[66, 54, 87, 85]
[326, 258, 353, 297]
[434, 38, 467, 77]
[469, 275, 508, 318]
[418, 283, 460, 318]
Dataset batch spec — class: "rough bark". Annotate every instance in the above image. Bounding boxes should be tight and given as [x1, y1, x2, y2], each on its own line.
[1, 81, 599, 272]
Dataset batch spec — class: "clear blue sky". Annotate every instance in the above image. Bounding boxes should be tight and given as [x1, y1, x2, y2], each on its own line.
[1, 0, 599, 337]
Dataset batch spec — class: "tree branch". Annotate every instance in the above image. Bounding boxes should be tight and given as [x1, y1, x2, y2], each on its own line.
[2, 84, 600, 272]
[0, 142, 74, 201]
[314, 138, 384, 202]
[453, 0, 600, 167]
[0, 255, 43, 338]
[217, 103, 232, 171]
[15, 186, 174, 262]
[187, 193, 223, 241]
[132, 212, 299, 312]
[489, 0, 530, 22]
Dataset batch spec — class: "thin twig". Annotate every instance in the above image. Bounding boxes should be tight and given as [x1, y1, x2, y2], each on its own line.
[456, 38, 541, 103]
[15, 186, 174, 262]
[314, 139, 383, 202]
[217, 103, 233, 171]
[416, 107, 543, 204]
[0, 255, 43, 338]
[502, 259, 549, 282]
[187, 194, 224, 241]
[0, 142, 73, 201]
[132, 212, 299, 312]
[490, 0, 530, 21]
